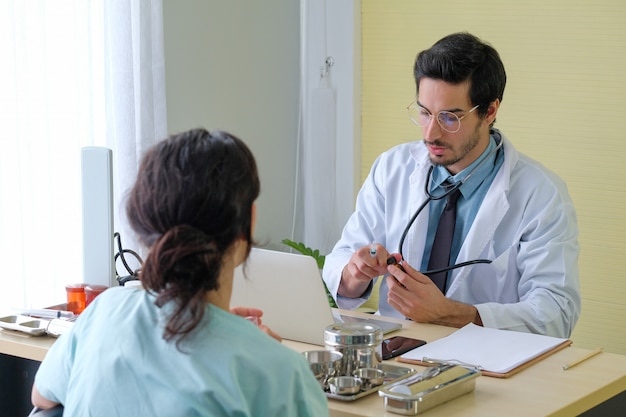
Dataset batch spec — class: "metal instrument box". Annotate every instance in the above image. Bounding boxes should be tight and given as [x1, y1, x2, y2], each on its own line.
[379, 365, 480, 415]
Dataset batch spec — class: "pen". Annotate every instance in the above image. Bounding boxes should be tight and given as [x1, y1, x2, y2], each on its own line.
[14, 308, 75, 320]
[369, 243, 377, 257]
[562, 347, 603, 370]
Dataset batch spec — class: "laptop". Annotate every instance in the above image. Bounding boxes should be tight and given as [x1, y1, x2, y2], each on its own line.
[231, 248, 402, 345]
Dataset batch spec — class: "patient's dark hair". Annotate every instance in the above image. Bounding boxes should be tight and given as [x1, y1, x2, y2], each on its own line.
[414, 32, 506, 120]
[126, 128, 260, 346]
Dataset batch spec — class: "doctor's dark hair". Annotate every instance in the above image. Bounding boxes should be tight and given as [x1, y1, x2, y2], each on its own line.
[126, 128, 260, 345]
[413, 32, 506, 120]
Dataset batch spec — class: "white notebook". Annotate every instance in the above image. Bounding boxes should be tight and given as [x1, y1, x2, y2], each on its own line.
[231, 248, 401, 345]
[400, 323, 571, 376]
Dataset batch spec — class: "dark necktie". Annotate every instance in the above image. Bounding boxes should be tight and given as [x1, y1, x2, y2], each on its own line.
[427, 183, 461, 294]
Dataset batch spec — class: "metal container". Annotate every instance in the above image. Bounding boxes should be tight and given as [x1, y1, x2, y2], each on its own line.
[327, 376, 362, 395]
[303, 349, 343, 388]
[353, 367, 385, 390]
[378, 365, 480, 415]
[324, 322, 383, 376]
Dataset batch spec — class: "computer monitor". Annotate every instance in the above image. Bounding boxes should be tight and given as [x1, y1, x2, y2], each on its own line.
[81, 147, 115, 287]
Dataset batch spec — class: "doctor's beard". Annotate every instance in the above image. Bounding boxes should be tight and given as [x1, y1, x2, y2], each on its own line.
[428, 122, 482, 168]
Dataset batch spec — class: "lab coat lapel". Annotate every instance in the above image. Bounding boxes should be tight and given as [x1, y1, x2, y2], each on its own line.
[447, 137, 516, 295]
[404, 150, 431, 266]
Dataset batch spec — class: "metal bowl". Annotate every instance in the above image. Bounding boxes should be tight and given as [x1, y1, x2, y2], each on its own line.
[327, 376, 362, 395]
[303, 350, 343, 387]
[353, 367, 385, 390]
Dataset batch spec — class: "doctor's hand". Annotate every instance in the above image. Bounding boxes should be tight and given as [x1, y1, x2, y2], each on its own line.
[339, 243, 391, 298]
[385, 261, 482, 328]
[230, 306, 283, 342]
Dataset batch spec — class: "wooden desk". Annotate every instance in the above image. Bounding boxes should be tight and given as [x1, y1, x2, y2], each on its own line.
[0, 328, 54, 362]
[2, 311, 625, 416]
[283, 311, 626, 417]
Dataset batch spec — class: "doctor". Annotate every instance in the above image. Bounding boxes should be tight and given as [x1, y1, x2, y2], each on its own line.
[322, 32, 580, 339]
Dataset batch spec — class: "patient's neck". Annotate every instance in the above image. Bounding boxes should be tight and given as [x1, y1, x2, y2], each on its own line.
[205, 258, 235, 311]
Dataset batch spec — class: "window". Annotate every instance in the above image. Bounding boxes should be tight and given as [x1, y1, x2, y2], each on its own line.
[0, 0, 166, 310]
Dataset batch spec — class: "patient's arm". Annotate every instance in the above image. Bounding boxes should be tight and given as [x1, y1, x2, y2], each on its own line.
[230, 306, 282, 342]
[31, 385, 60, 410]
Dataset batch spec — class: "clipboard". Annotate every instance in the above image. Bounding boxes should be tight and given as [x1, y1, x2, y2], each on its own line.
[396, 323, 573, 378]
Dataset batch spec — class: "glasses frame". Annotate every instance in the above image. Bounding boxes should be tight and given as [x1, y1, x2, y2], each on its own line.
[407, 101, 480, 133]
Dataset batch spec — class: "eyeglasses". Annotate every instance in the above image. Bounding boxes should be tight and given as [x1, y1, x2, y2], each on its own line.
[407, 101, 479, 133]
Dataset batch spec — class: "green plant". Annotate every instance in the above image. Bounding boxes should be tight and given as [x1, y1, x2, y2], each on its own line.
[282, 239, 337, 308]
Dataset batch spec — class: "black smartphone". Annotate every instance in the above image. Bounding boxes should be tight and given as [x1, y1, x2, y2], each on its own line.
[382, 336, 427, 360]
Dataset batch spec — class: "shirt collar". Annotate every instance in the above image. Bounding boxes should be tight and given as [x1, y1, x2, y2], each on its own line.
[431, 133, 501, 198]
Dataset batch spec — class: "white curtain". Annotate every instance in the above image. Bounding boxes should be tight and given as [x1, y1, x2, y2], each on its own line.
[298, 0, 341, 255]
[0, 0, 166, 310]
[302, 79, 339, 254]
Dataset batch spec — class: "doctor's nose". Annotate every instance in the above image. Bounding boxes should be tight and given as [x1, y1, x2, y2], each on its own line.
[422, 117, 443, 142]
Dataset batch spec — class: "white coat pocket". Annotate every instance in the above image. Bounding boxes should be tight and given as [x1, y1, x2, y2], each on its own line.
[456, 244, 520, 304]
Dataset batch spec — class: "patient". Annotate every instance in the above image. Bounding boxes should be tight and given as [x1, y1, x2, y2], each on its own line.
[31, 128, 329, 416]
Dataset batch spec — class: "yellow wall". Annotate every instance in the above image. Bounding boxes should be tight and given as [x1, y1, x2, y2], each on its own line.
[361, 1, 626, 354]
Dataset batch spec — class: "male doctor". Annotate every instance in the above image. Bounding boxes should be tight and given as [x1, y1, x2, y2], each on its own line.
[322, 32, 580, 338]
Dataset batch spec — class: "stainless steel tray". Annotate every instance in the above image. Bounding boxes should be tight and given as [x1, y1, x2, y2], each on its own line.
[325, 363, 417, 402]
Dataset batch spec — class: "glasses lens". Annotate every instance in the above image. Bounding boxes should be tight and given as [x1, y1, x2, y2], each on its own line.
[408, 105, 431, 127]
[437, 112, 460, 133]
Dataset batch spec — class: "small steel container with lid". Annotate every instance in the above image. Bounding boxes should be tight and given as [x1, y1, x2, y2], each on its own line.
[324, 322, 383, 376]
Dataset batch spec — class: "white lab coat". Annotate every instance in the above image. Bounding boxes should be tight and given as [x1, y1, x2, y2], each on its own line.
[322, 131, 580, 338]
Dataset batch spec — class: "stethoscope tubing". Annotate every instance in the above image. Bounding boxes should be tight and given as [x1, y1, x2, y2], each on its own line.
[395, 139, 504, 274]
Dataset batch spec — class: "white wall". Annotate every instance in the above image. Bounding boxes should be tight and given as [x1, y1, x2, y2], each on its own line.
[162, 0, 360, 252]
[162, 0, 300, 249]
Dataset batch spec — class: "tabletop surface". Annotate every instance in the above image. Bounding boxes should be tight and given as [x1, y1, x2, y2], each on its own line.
[284, 310, 626, 417]
[1, 309, 625, 417]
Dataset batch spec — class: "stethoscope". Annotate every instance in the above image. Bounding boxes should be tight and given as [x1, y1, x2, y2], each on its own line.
[390, 138, 504, 276]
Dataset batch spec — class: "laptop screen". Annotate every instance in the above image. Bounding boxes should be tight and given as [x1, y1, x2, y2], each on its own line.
[231, 248, 401, 345]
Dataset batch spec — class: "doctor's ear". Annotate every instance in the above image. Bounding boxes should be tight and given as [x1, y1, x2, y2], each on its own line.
[485, 99, 500, 124]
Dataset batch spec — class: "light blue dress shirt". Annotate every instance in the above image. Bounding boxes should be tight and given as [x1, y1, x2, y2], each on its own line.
[422, 135, 505, 290]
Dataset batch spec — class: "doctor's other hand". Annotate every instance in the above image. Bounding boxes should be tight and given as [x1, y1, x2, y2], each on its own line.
[385, 260, 481, 328]
[339, 243, 391, 298]
[230, 306, 283, 342]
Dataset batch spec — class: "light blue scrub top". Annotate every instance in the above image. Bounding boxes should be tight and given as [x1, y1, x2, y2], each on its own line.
[35, 286, 329, 417]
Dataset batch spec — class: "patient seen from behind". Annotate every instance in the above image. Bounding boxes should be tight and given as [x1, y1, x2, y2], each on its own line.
[31, 128, 329, 416]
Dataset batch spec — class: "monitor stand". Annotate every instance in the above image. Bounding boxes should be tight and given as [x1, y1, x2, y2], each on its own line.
[81, 147, 115, 287]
